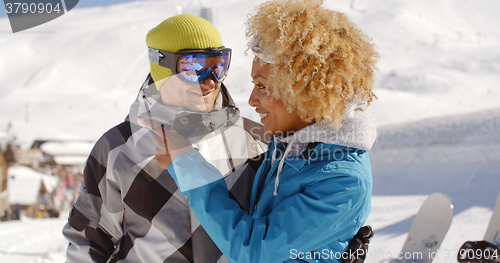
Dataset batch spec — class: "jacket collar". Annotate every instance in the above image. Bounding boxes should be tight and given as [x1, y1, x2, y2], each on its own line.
[269, 140, 361, 172]
[269, 103, 376, 195]
[278, 102, 377, 152]
[128, 74, 240, 138]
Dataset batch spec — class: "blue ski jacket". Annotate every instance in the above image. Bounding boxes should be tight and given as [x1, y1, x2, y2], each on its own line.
[168, 104, 376, 263]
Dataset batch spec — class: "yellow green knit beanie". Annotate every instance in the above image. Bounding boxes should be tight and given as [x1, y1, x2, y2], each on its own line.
[146, 14, 223, 88]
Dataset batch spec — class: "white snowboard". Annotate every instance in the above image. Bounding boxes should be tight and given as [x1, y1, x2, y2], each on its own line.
[382, 193, 454, 263]
[484, 191, 500, 244]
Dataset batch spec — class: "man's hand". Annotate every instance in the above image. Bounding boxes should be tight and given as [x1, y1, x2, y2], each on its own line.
[139, 118, 195, 169]
[342, 225, 374, 263]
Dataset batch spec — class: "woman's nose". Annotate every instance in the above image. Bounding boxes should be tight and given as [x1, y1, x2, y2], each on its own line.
[248, 87, 260, 107]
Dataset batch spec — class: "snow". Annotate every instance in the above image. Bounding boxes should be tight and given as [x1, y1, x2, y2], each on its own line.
[0, 213, 69, 263]
[40, 141, 94, 166]
[52, 155, 88, 166]
[366, 108, 500, 263]
[40, 141, 93, 156]
[1, 0, 498, 148]
[1, 0, 499, 262]
[7, 166, 58, 205]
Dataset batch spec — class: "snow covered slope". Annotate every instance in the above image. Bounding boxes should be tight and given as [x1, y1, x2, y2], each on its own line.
[1, 101, 498, 263]
[366, 108, 500, 263]
[371, 107, 500, 213]
[1, 0, 499, 148]
[0, 0, 499, 262]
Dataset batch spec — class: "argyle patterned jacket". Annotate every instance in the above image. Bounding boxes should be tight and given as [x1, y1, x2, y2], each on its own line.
[63, 76, 268, 262]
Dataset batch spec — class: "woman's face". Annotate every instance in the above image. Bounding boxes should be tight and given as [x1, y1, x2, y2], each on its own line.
[248, 58, 311, 136]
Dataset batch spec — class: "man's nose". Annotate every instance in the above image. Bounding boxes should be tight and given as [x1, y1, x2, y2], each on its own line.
[199, 75, 216, 90]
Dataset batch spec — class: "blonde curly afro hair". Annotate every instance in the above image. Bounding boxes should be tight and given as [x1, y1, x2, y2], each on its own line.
[246, 0, 379, 130]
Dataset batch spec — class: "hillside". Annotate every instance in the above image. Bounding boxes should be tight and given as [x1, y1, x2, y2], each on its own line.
[0, 0, 499, 262]
[0, 0, 499, 148]
[367, 108, 500, 263]
[371, 107, 500, 213]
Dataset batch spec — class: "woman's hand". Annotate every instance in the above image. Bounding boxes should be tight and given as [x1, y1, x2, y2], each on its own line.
[139, 118, 195, 169]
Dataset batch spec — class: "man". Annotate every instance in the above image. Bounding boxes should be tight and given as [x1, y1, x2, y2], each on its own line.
[63, 14, 267, 262]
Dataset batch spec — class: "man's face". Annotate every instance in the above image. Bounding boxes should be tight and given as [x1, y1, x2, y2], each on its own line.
[159, 75, 222, 112]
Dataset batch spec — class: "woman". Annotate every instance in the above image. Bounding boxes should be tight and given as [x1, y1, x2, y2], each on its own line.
[145, 0, 379, 262]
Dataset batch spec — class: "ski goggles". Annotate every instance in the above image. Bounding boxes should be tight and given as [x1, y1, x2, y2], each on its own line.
[148, 46, 231, 84]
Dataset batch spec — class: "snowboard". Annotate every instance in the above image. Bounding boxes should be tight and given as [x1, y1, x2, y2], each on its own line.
[382, 193, 454, 263]
[484, 191, 500, 244]
[456, 192, 500, 263]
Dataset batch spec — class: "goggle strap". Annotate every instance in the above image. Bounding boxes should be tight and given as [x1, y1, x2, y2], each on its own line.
[148, 48, 178, 70]
[159, 50, 178, 70]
